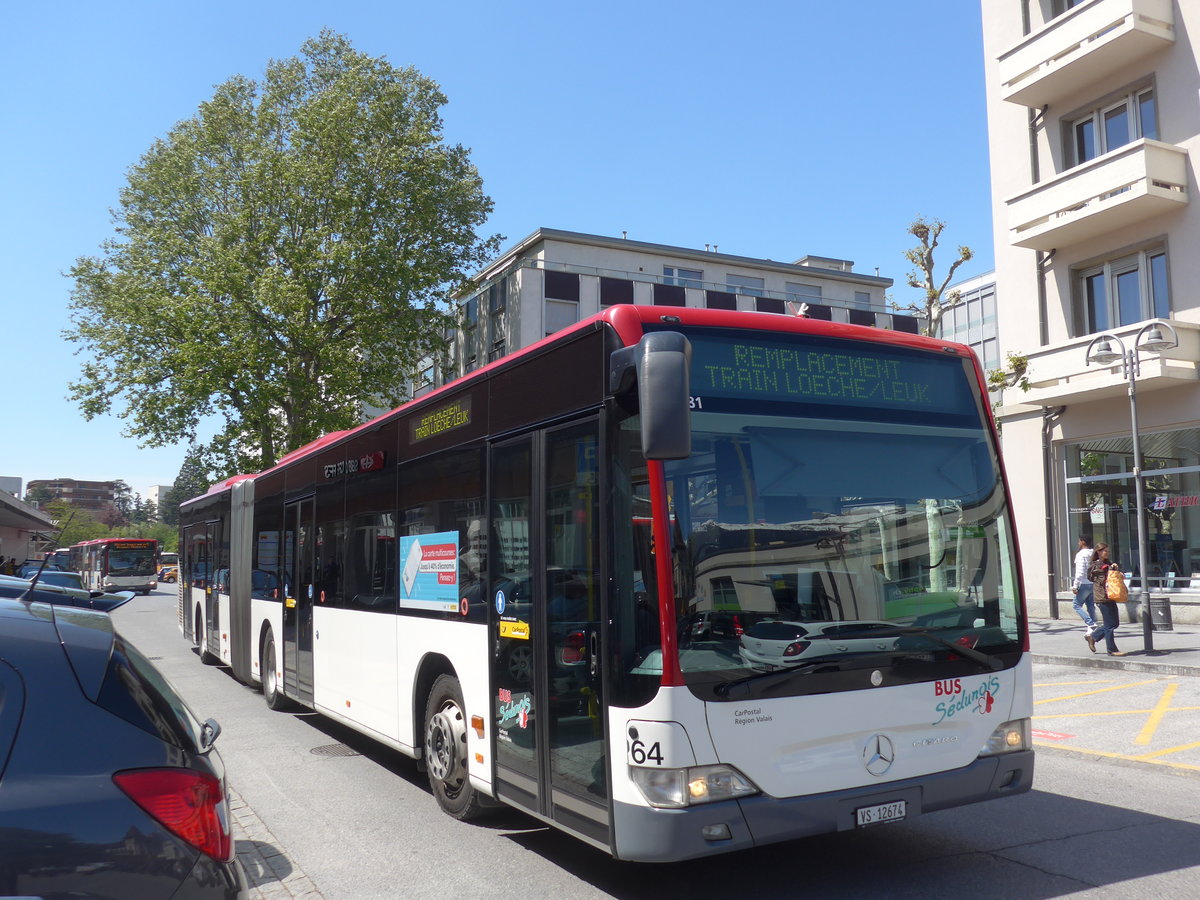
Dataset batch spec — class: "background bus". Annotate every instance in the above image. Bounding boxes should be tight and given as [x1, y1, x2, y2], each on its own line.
[178, 305, 1032, 861]
[71, 537, 159, 594]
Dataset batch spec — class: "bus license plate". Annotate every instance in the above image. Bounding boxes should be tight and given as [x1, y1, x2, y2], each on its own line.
[855, 800, 906, 827]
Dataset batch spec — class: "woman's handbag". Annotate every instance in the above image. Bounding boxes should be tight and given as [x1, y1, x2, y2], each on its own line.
[1106, 566, 1129, 603]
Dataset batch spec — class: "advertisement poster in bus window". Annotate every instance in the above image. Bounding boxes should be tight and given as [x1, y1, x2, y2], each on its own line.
[398, 532, 460, 612]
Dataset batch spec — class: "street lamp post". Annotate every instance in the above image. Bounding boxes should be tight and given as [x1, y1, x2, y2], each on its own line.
[1084, 322, 1179, 654]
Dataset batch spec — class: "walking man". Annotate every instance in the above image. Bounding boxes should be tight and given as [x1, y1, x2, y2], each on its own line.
[1072, 534, 1097, 634]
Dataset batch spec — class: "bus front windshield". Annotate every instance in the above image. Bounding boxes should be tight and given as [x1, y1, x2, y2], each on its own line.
[108, 546, 157, 577]
[642, 327, 1023, 699]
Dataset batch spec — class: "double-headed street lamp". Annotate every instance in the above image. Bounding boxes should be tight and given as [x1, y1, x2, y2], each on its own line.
[1084, 321, 1179, 653]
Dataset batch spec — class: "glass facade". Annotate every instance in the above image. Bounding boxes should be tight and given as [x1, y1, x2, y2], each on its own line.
[1064, 427, 1200, 592]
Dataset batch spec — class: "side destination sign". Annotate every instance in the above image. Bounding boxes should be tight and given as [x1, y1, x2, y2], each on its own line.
[412, 395, 472, 443]
[683, 330, 973, 416]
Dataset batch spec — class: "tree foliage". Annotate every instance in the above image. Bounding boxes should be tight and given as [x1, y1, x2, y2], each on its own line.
[159, 444, 215, 526]
[898, 216, 973, 337]
[66, 30, 499, 476]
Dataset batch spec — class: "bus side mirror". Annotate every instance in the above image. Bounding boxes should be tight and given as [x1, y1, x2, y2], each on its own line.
[610, 331, 692, 460]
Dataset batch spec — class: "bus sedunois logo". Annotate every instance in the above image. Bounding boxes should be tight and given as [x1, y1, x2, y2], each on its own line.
[862, 734, 896, 776]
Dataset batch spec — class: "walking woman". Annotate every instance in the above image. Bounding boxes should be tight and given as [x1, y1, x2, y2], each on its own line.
[1086, 542, 1126, 657]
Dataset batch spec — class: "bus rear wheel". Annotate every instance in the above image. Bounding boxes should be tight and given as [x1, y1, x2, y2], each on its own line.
[424, 675, 486, 821]
[262, 633, 289, 711]
[196, 610, 218, 665]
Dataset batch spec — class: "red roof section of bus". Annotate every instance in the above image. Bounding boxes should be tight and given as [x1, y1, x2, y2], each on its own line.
[202, 305, 972, 482]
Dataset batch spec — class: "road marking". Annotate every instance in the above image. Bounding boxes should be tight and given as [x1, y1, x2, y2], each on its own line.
[1033, 741, 1200, 773]
[1034, 678, 1162, 705]
[1135, 683, 1179, 746]
[1133, 740, 1200, 761]
[1034, 705, 1200, 720]
[1033, 680, 1119, 687]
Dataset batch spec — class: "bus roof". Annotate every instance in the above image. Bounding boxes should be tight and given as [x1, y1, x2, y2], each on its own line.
[182, 306, 976, 497]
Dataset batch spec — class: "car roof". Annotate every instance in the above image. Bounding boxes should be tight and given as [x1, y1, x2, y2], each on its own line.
[0, 594, 116, 701]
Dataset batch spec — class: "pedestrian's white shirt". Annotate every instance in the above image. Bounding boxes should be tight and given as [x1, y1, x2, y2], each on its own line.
[1073, 547, 1094, 589]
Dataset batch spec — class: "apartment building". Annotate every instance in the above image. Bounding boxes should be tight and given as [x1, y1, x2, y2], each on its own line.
[26, 478, 118, 515]
[415, 228, 913, 398]
[981, 0, 1199, 617]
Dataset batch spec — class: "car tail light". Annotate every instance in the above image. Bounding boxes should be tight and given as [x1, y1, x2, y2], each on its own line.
[560, 631, 586, 665]
[783, 640, 811, 658]
[113, 768, 232, 861]
[732, 615, 744, 637]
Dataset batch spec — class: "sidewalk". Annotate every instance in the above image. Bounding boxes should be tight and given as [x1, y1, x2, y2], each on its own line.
[1029, 615, 1200, 676]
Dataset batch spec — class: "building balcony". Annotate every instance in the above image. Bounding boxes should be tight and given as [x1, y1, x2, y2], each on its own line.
[998, 0, 1174, 109]
[1005, 139, 1188, 251]
[1005, 319, 1200, 409]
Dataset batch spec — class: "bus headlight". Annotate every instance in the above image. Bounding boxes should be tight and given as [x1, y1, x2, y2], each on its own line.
[629, 764, 759, 808]
[978, 718, 1031, 756]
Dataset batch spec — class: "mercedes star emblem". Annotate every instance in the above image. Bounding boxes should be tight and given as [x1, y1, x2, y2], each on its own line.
[862, 734, 896, 776]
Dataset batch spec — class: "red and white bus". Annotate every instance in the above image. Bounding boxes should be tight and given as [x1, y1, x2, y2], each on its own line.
[178, 305, 1032, 861]
[71, 537, 159, 595]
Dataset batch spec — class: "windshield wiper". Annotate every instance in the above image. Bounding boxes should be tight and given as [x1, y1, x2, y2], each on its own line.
[875, 625, 1005, 671]
[714, 655, 852, 700]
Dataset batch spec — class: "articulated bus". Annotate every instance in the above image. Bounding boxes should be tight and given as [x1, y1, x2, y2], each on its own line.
[71, 537, 159, 595]
[177, 305, 1032, 862]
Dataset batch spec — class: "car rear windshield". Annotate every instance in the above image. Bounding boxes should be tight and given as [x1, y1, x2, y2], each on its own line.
[96, 636, 207, 751]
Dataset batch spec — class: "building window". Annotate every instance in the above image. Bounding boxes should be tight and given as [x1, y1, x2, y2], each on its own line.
[1074, 245, 1169, 336]
[545, 270, 580, 302]
[705, 290, 737, 310]
[664, 266, 703, 289]
[463, 296, 479, 368]
[1052, 0, 1086, 15]
[1068, 86, 1157, 168]
[489, 339, 506, 362]
[600, 276, 634, 306]
[545, 298, 578, 336]
[726, 274, 764, 297]
[489, 278, 506, 314]
[853, 291, 872, 310]
[785, 282, 821, 305]
[653, 283, 686, 306]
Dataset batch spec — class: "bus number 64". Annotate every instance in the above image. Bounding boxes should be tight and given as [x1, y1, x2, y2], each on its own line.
[629, 739, 664, 766]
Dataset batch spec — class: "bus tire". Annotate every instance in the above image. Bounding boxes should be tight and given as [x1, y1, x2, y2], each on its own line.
[262, 633, 289, 711]
[196, 610, 218, 665]
[424, 675, 486, 821]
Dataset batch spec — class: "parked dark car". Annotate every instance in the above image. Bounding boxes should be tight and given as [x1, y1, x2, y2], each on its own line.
[0, 595, 248, 898]
[0, 574, 134, 612]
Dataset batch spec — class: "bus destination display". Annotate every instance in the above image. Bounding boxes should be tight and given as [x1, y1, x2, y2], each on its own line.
[683, 330, 973, 416]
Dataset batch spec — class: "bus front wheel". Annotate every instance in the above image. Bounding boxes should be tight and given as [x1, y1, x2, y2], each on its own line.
[424, 675, 486, 821]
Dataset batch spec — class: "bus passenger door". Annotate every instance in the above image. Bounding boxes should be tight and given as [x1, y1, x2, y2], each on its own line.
[490, 419, 609, 848]
[283, 497, 316, 704]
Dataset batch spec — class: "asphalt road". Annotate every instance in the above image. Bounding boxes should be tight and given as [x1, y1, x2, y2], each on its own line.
[111, 590, 1200, 899]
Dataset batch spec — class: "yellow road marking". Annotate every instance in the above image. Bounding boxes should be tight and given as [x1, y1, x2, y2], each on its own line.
[1133, 740, 1200, 761]
[1034, 678, 1162, 704]
[1034, 706, 1200, 719]
[1135, 683, 1179, 746]
[1033, 741, 1200, 773]
[1034, 680, 1118, 687]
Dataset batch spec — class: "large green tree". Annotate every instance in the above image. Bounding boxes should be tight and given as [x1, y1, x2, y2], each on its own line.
[66, 30, 498, 475]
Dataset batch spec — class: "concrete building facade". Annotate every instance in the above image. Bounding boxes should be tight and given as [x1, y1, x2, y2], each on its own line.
[418, 228, 916, 398]
[981, 0, 1200, 620]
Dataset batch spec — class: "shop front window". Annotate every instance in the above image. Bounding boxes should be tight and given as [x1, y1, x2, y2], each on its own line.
[1065, 430, 1200, 592]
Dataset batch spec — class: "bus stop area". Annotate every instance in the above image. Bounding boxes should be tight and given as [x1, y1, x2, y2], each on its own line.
[1029, 616, 1200, 776]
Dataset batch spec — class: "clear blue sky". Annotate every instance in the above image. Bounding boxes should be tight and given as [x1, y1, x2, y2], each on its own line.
[0, 0, 993, 502]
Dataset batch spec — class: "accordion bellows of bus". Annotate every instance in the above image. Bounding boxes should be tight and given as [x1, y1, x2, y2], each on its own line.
[178, 305, 1033, 862]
